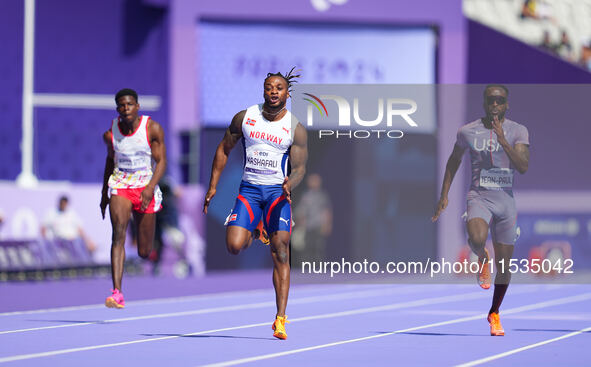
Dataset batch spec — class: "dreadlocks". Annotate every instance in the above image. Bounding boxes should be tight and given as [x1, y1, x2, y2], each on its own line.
[265, 67, 301, 94]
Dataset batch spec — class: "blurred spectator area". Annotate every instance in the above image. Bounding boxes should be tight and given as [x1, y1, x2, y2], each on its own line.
[464, 0, 591, 70]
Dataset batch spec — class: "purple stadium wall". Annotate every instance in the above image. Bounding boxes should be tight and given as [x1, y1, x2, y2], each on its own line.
[0, 0, 168, 182]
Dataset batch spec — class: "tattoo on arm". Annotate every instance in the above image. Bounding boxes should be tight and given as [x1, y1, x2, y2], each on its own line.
[207, 110, 245, 190]
[288, 123, 308, 189]
[223, 110, 245, 152]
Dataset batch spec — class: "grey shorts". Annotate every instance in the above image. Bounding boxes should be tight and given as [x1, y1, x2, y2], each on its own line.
[466, 189, 518, 245]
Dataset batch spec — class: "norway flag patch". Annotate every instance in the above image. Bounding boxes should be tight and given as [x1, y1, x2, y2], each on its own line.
[246, 118, 256, 126]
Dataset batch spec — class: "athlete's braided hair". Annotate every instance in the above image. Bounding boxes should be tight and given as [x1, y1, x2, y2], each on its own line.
[265, 67, 301, 94]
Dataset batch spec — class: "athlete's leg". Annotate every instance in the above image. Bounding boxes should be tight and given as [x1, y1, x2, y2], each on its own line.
[263, 194, 291, 317]
[269, 230, 290, 340]
[486, 241, 513, 336]
[226, 184, 263, 254]
[270, 231, 291, 317]
[489, 192, 518, 314]
[226, 225, 255, 255]
[133, 211, 156, 259]
[486, 192, 517, 335]
[109, 195, 132, 291]
[466, 218, 489, 259]
[466, 192, 494, 289]
[264, 190, 292, 339]
[490, 242, 514, 314]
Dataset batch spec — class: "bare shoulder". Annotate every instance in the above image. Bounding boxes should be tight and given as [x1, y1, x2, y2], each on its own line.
[147, 118, 165, 139]
[231, 110, 247, 126]
[102, 129, 113, 144]
[228, 110, 247, 135]
[293, 122, 308, 145]
[147, 117, 163, 132]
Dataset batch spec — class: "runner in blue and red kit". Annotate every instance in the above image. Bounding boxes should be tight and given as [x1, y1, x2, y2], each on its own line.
[432, 85, 530, 336]
[203, 68, 308, 340]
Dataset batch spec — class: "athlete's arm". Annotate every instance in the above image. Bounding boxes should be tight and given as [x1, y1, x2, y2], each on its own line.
[283, 123, 308, 204]
[203, 110, 245, 214]
[100, 130, 115, 219]
[492, 118, 529, 174]
[432, 145, 463, 222]
[141, 119, 167, 211]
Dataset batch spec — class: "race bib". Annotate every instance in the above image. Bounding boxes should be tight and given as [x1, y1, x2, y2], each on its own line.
[479, 168, 514, 189]
[117, 156, 149, 171]
[245, 153, 279, 175]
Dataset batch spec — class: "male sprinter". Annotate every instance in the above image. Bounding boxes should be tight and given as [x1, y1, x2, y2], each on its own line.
[203, 69, 307, 340]
[432, 85, 529, 336]
[100, 88, 167, 308]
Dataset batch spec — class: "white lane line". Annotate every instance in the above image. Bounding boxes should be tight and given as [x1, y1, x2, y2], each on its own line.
[0, 282, 379, 317]
[0, 285, 421, 335]
[0, 289, 270, 317]
[455, 325, 591, 367]
[404, 310, 591, 321]
[0, 321, 271, 364]
[198, 292, 591, 367]
[0, 289, 495, 363]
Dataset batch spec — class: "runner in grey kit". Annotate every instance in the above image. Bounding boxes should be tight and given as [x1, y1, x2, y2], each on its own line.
[432, 85, 530, 336]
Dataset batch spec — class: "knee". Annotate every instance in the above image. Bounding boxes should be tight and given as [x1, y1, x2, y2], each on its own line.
[468, 233, 487, 246]
[276, 249, 289, 264]
[111, 225, 127, 246]
[495, 268, 512, 284]
[226, 240, 242, 255]
[272, 240, 290, 264]
[137, 246, 151, 259]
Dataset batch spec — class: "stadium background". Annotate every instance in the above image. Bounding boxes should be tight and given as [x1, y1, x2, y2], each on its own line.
[1, 0, 591, 279]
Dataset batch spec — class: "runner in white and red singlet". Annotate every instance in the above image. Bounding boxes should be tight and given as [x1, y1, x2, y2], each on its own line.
[100, 88, 167, 309]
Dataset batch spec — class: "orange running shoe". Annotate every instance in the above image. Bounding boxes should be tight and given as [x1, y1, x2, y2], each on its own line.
[478, 249, 491, 290]
[253, 220, 270, 246]
[272, 315, 289, 340]
[487, 312, 504, 336]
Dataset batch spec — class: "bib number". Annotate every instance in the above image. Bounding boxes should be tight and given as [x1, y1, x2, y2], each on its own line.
[117, 156, 147, 171]
[479, 168, 513, 189]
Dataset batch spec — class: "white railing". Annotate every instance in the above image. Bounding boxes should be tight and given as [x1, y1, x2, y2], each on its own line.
[464, 0, 591, 70]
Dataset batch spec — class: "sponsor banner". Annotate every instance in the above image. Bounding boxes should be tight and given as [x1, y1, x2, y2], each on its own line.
[0, 182, 205, 277]
[199, 22, 436, 126]
[0, 239, 93, 271]
[515, 213, 591, 270]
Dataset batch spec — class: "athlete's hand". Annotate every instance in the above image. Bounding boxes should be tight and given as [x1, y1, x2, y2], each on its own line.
[282, 177, 291, 204]
[492, 116, 506, 144]
[203, 188, 216, 214]
[432, 197, 449, 222]
[141, 185, 155, 211]
[100, 193, 109, 220]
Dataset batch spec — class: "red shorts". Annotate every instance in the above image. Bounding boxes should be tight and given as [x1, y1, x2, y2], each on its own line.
[109, 186, 162, 213]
